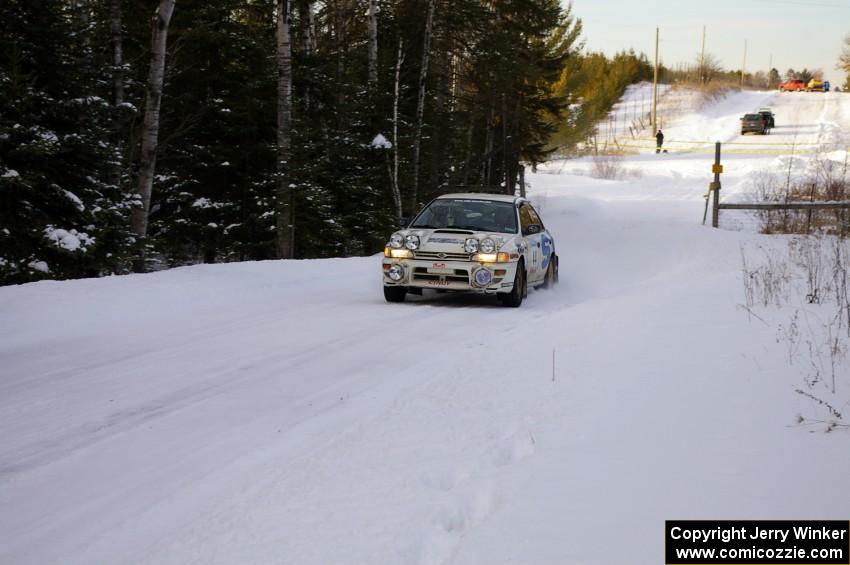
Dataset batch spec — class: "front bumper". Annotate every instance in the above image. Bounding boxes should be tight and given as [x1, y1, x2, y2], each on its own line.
[382, 256, 518, 293]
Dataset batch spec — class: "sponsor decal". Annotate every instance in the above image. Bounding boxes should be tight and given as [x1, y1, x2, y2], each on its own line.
[432, 262, 447, 268]
[541, 235, 552, 269]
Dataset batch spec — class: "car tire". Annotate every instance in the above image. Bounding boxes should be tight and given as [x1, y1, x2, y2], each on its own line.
[542, 256, 557, 289]
[500, 262, 525, 307]
[383, 286, 407, 303]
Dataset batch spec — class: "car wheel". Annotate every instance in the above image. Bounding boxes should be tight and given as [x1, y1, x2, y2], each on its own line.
[383, 286, 407, 303]
[542, 256, 557, 289]
[500, 262, 525, 307]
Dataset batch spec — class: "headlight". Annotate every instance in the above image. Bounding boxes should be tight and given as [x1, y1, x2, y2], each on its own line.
[480, 238, 496, 253]
[389, 233, 404, 249]
[387, 264, 405, 281]
[405, 235, 420, 250]
[464, 238, 479, 253]
[473, 268, 493, 287]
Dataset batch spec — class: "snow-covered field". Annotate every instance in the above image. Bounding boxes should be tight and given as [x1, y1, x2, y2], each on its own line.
[594, 81, 671, 144]
[1, 90, 849, 565]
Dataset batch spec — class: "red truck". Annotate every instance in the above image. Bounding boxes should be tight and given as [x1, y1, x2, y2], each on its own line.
[779, 79, 806, 92]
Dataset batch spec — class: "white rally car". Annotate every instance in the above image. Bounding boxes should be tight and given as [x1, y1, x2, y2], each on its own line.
[382, 193, 558, 307]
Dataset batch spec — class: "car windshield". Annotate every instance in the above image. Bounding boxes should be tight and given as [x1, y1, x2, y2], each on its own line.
[744, 114, 762, 120]
[410, 198, 518, 234]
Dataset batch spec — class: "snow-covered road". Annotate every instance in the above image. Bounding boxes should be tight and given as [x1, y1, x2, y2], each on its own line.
[2, 90, 849, 565]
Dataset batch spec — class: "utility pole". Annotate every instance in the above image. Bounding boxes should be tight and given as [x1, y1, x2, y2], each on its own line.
[699, 25, 706, 86]
[652, 26, 659, 135]
[740, 39, 747, 90]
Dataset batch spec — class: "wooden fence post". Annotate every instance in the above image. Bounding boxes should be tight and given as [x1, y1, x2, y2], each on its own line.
[712, 142, 722, 228]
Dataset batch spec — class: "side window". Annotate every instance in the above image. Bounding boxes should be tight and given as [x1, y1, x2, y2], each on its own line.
[526, 204, 543, 228]
[518, 204, 533, 233]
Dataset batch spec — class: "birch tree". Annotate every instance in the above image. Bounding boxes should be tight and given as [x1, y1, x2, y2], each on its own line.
[390, 37, 404, 221]
[410, 0, 436, 208]
[109, 0, 124, 189]
[131, 0, 175, 267]
[276, 0, 294, 259]
[299, 0, 315, 55]
[367, 0, 378, 85]
[110, 0, 124, 106]
[74, 0, 92, 56]
[297, 0, 314, 111]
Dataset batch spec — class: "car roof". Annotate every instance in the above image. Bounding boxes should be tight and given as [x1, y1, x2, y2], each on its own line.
[435, 193, 520, 204]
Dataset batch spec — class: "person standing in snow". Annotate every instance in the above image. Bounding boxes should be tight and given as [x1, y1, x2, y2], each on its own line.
[655, 129, 664, 154]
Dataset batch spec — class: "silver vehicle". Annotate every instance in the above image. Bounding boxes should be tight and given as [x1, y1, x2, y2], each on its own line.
[381, 193, 558, 307]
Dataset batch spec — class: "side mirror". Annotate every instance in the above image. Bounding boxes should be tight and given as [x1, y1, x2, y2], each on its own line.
[524, 224, 541, 235]
[399, 216, 410, 228]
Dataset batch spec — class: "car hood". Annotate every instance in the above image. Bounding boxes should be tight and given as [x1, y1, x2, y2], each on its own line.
[402, 229, 520, 253]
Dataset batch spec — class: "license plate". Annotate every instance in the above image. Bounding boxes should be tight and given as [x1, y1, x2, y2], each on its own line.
[428, 268, 454, 275]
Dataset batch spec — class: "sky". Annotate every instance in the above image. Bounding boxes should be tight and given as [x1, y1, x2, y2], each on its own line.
[567, 0, 849, 88]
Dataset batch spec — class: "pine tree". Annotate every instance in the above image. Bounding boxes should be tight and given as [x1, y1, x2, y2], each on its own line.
[0, 0, 133, 284]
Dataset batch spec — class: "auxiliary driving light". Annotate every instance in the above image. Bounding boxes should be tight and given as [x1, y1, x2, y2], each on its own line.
[388, 264, 405, 281]
[389, 233, 404, 248]
[464, 238, 479, 253]
[405, 235, 420, 250]
[474, 268, 493, 287]
[480, 238, 496, 253]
